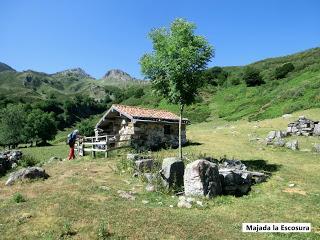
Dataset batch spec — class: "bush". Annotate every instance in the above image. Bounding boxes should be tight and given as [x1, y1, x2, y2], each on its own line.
[19, 155, 38, 167]
[202, 67, 228, 86]
[243, 67, 264, 87]
[77, 118, 95, 136]
[274, 62, 295, 79]
[13, 193, 26, 203]
[97, 221, 112, 239]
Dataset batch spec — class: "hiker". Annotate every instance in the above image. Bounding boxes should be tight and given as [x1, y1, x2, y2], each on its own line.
[67, 129, 79, 160]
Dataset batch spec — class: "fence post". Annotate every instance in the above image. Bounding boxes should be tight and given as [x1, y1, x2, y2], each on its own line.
[91, 138, 94, 158]
[105, 136, 108, 158]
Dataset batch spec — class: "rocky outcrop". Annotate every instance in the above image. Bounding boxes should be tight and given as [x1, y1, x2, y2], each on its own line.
[285, 140, 299, 150]
[134, 159, 154, 172]
[287, 116, 319, 136]
[53, 68, 93, 79]
[0, 150, 23, 176]
[160, 157, 184, 189]
[103, 69, 134, 82]
[5, 167, 49, 186]
[184, 159, 222, 197]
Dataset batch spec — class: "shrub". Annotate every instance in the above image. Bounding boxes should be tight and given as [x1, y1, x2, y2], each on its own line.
[77, 118, 95, 136]
[97, 221, 112, 239]
[19, 154, 38, 167]
[243, 67, 264, 87]
[202, 67, 228, 86]
[274, 62, 295, 79]
[13, 193, 26, 203]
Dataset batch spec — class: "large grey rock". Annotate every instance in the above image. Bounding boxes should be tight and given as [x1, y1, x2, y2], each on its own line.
[267, 130, 286, 140]
[285, 140, 299, 151]
[127, 153, 140, 161]
[9, 150, 22, 162]
[273, 138, 286, 147]
[219, 170, 252, 196]
[135, 159, 153, 172]
[160, 157, 184, 188]
[313, 144, 320, 153]
[219, 160, 247, 171]
[177, 196, 193, 208]
[313, 124, 320, 136]
[184, 159, 222, 198]
[5, 167, 49, 186]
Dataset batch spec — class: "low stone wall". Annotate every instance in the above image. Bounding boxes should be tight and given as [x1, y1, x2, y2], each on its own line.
[287, 116, 320, 136]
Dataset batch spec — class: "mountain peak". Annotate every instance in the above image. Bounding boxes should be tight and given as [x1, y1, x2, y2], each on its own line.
[102, 69, 134, 81]
[0, 62, 16, 72]
[53, 68, 93, 79]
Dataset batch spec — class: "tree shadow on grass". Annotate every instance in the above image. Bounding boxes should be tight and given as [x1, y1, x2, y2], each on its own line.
[240, 159, 281, 173]
[183, 140, 202, 147]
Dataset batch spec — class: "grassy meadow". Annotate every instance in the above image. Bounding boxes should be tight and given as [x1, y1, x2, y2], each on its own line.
[0, 109, 319, 239]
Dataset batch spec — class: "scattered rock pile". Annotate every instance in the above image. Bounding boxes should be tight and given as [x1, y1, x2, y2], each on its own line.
[167, 158, 266, 198]
[0, 150, 23, 175]
[264, 116, 320, 151]
[287, 116, 320, 136]
[128, 154, 268, 198]
[5, 167, 49, 186]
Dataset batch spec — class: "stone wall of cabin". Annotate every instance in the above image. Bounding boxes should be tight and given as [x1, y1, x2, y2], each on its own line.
[130, 122, 187, 151]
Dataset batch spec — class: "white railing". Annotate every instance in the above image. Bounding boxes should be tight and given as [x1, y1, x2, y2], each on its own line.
[75, 134, 131, 158]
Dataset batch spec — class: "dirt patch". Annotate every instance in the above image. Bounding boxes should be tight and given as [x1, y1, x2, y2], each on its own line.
[282, 188, 307, 195]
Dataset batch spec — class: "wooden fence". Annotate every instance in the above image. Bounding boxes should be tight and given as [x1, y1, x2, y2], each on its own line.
[75, 134, 131, 158]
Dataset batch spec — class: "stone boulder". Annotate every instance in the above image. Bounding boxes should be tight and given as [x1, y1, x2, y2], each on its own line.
[5, 167, 49, 186]
[184, 159, 222, 198]
[127, 153, 140, 161]
[266, 130, 286, 140]
[285, 140, 299, 151]
[160, 157, 184, 189]
[0, 150, 23, 176]
[135, 159, 153, 172]
[313, 144, 320, 153]
[313, 124, 320, 136]
[219, 159, 247, 171]
[273, 138, 286, 147]
[48, 156, 62, 163]
[219, 170, 252, 196]
[8, 150, 23, 161]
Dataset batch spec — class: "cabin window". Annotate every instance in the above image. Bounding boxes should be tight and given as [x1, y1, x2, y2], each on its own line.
[164, 125, 171, 135]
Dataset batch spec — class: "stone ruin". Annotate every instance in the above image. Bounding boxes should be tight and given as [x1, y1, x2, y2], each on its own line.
[128, 154, 268, 199]
[265, 116, 320, 151]
[287, 116, 320, 136]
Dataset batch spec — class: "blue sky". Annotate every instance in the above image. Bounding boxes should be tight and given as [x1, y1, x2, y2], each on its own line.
[0, 0, 319, 79]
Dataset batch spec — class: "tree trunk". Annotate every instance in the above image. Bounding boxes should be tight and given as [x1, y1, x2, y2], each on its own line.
[178, 104, 184, 159]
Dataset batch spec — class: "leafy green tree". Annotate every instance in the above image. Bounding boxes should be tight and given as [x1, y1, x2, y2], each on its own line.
[0, 104, 27, 148]
[140, 18, 213, 158]
[274, 62, 295, 79]
[77, 118, 95, 136]
[243, 67, 264, 87]
[202, 67, 228, 86]
[24, 109, 57, 145]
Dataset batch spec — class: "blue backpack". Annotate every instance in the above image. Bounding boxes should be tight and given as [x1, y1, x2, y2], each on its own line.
[66, 133, 72, 145]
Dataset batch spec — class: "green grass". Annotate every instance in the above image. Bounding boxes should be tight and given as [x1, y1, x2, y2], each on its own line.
[0, 109, 319, 239]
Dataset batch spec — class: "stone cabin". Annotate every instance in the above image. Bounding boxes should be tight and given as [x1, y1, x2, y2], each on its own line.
[95, 104, 189, 150]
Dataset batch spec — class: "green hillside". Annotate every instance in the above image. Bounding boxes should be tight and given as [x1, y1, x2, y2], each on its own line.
[1, 47, 320, 125]
[212, 47, 320, 121]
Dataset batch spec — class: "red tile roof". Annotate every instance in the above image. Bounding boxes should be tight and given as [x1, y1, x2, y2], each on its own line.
[112, 104, 187, 121]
